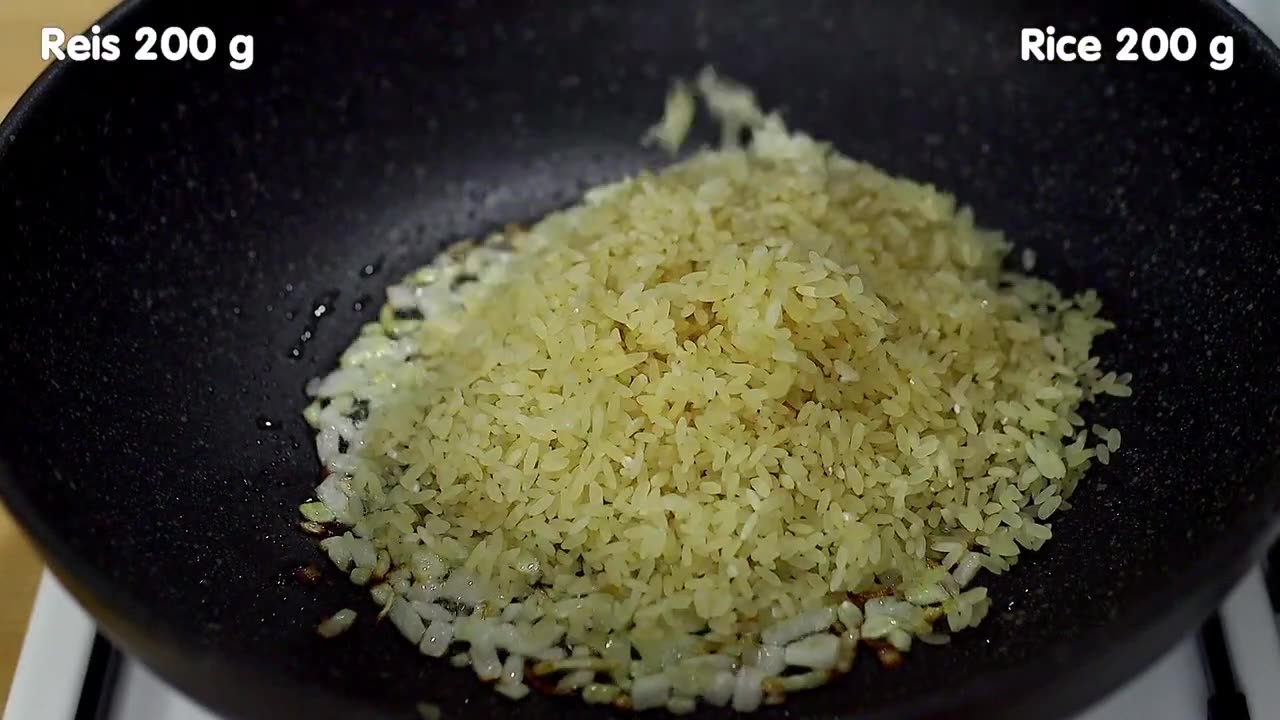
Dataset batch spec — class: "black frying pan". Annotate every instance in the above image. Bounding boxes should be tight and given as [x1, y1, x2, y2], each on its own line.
[2, 1, 1280, 719]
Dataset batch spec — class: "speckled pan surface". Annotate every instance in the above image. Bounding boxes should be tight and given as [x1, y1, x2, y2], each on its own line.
[1, 1, 1278, 719]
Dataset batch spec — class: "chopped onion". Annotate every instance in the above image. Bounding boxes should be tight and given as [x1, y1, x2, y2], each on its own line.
[556, 670, 596, 693]
[836, 633, 858, 673]
[642, 80, 695, 153]
[372, 550, 391, 579]
[534, 647, 568, 662]
[440, 570, 489, 606]
[515, 617, 565, 655]
[406, 582, 442, 606]
[348, 537, 377, 569]
[316, 609, 357, 638]
[315, 474, 348, 519]
[582, 684, 621, 705]
[703, 671, 736, 707]
[501, 603, 524, 623]
[389, 599, 426, 644]
[602, 635, 632, 682]
[315, 429, 340, 467]
[325, 453, 359, 475]
[331, 416, 360, 444]
[319, 536, 353, 571]
[410, 551, 447, 582]
[752, 644, 786, 676]
[452, 614, 493, 645]
[471, 641, 503, 681]
[419, 620, 454, 657]
[631, 674, 671, 711]
[684, 653, 734, 672]
[531, 655, 613, 675]
[490, 623, 520, 652]
[369, 583, 394, 608]
[386, 284, 417, 309]
[411, 601, 452, 623]
[860, 614, 898, 640]
[864, 597, 923, 628]
[731, 667, 765, 712]
[315, 368, 366, 397]
[887, 628, 913, 651]
[761, 607, 836, 646]
[299, 502, 335, 523]
[667, 696, 697, 715]
[387, 567, 411, 590]
[764, 670, 831, 693]
[502, 654, 526, 686]
[784, 634, 840, 670]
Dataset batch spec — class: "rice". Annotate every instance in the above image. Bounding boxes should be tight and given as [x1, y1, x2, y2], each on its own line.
[301, 69, 1128, 712]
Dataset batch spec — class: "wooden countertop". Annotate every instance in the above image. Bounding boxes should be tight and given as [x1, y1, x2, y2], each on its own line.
[0, 0, 115, 709]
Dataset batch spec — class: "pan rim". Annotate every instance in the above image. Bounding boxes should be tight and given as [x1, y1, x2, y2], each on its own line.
[1, 0, 1279, 718]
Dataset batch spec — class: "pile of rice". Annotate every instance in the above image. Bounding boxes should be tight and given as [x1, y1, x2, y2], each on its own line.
[300, 69, 1129, 713]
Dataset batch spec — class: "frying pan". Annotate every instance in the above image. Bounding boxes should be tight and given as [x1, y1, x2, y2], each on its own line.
[2, 1, 1280, 719]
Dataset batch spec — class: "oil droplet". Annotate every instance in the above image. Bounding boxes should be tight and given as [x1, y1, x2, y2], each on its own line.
[360, 256, 384, 277]
[311, 290, 340, 320]
[286, 325, 316, 361]
[352, 295, 371, 312]
[256, 416, 275, 430]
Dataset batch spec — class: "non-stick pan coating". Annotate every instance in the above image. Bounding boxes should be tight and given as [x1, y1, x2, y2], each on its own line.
[1, 1, 1279, 719]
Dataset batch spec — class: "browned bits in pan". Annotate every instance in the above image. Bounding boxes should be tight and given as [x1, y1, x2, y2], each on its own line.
[866, 640, 904, 670]
[294, 564, 323, 586]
